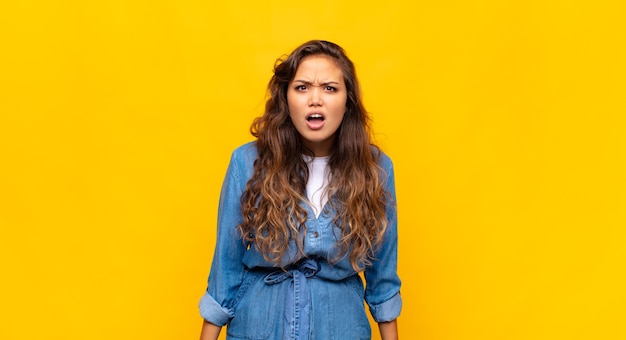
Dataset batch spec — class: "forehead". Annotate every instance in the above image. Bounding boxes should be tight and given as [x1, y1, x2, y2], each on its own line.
[293, 55, 344, 80]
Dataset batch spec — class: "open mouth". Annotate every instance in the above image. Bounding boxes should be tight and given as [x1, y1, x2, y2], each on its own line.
[305, 113, 326, 130]
[307, 114, 325, 122]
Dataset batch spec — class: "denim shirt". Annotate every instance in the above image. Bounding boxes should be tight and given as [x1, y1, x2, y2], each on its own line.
[199, 142, 401, 339]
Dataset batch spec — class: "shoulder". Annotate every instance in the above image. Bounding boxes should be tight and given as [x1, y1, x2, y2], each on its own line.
[228, 141, 258, 181]
[371, 145, 394, 173]
[231, 141, 258, 163]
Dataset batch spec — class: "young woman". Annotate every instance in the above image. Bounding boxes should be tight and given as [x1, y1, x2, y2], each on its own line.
[199, 40, 401, 340]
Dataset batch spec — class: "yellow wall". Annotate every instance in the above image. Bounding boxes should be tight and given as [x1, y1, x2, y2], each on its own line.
[1, 1, 625, 339]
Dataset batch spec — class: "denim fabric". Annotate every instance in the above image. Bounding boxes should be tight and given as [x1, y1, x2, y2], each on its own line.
[199, 142, 402, 339]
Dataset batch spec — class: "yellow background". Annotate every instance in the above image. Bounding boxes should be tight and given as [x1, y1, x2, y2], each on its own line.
[1, 1, 625, 339]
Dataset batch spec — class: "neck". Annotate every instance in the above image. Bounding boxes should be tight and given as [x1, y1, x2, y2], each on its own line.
[303, 140, 333, 157]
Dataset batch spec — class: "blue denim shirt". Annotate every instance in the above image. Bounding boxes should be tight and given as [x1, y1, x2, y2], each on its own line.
[199, 142, 401, 339]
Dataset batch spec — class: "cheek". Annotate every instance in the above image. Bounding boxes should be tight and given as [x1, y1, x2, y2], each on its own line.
[287, 94, 304, 112]
[333, 97, 348, 117]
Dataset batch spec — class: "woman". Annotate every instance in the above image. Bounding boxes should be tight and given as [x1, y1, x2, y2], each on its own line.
[199, 40, 401, 340]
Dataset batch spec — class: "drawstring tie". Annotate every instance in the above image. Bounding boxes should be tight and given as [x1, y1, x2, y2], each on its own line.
[264, 258, 319, 340]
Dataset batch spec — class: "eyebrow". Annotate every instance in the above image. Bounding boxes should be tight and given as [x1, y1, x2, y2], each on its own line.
[292, 80, 341, 86]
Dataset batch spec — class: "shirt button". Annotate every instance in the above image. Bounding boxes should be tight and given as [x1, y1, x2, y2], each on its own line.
[313, 231, 319, 238]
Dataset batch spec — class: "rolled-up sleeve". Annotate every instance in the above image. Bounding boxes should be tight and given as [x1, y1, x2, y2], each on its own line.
[199, 148, 249, 326]
[364, 155, 402, 322]
[199, 291, 234, 326]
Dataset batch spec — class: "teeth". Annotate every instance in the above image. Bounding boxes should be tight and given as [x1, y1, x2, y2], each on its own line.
[308, 114, 323, 121]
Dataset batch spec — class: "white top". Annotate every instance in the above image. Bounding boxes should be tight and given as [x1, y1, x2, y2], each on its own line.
[303, 155, 330, 218]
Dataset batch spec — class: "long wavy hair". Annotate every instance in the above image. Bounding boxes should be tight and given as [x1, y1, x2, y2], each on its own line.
[238, 40, 391, 271]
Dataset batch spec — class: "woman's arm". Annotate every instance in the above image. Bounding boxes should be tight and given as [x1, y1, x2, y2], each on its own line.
[365, 155, 402, 325]
[199, 146, 253, 334]
[379, 319, 398, 340]
[199, 320, 222, 340]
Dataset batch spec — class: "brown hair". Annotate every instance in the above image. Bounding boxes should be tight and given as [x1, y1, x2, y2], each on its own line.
[238, 40, 391, 270]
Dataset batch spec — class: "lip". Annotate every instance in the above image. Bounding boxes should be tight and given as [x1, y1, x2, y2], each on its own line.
[305, 111, 326, 130]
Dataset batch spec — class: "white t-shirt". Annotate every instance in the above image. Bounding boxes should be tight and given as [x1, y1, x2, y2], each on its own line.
[303, 155, 330, 218]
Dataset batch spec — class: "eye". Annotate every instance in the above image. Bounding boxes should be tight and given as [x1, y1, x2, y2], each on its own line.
[295, 85, 307, 91]
[325, 86, 337, 92]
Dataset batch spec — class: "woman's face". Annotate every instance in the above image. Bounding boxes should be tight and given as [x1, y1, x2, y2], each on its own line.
[287, 55, 347, 157]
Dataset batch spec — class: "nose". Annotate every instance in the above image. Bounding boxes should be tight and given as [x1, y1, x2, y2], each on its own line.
[308, 87, 322, 106]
